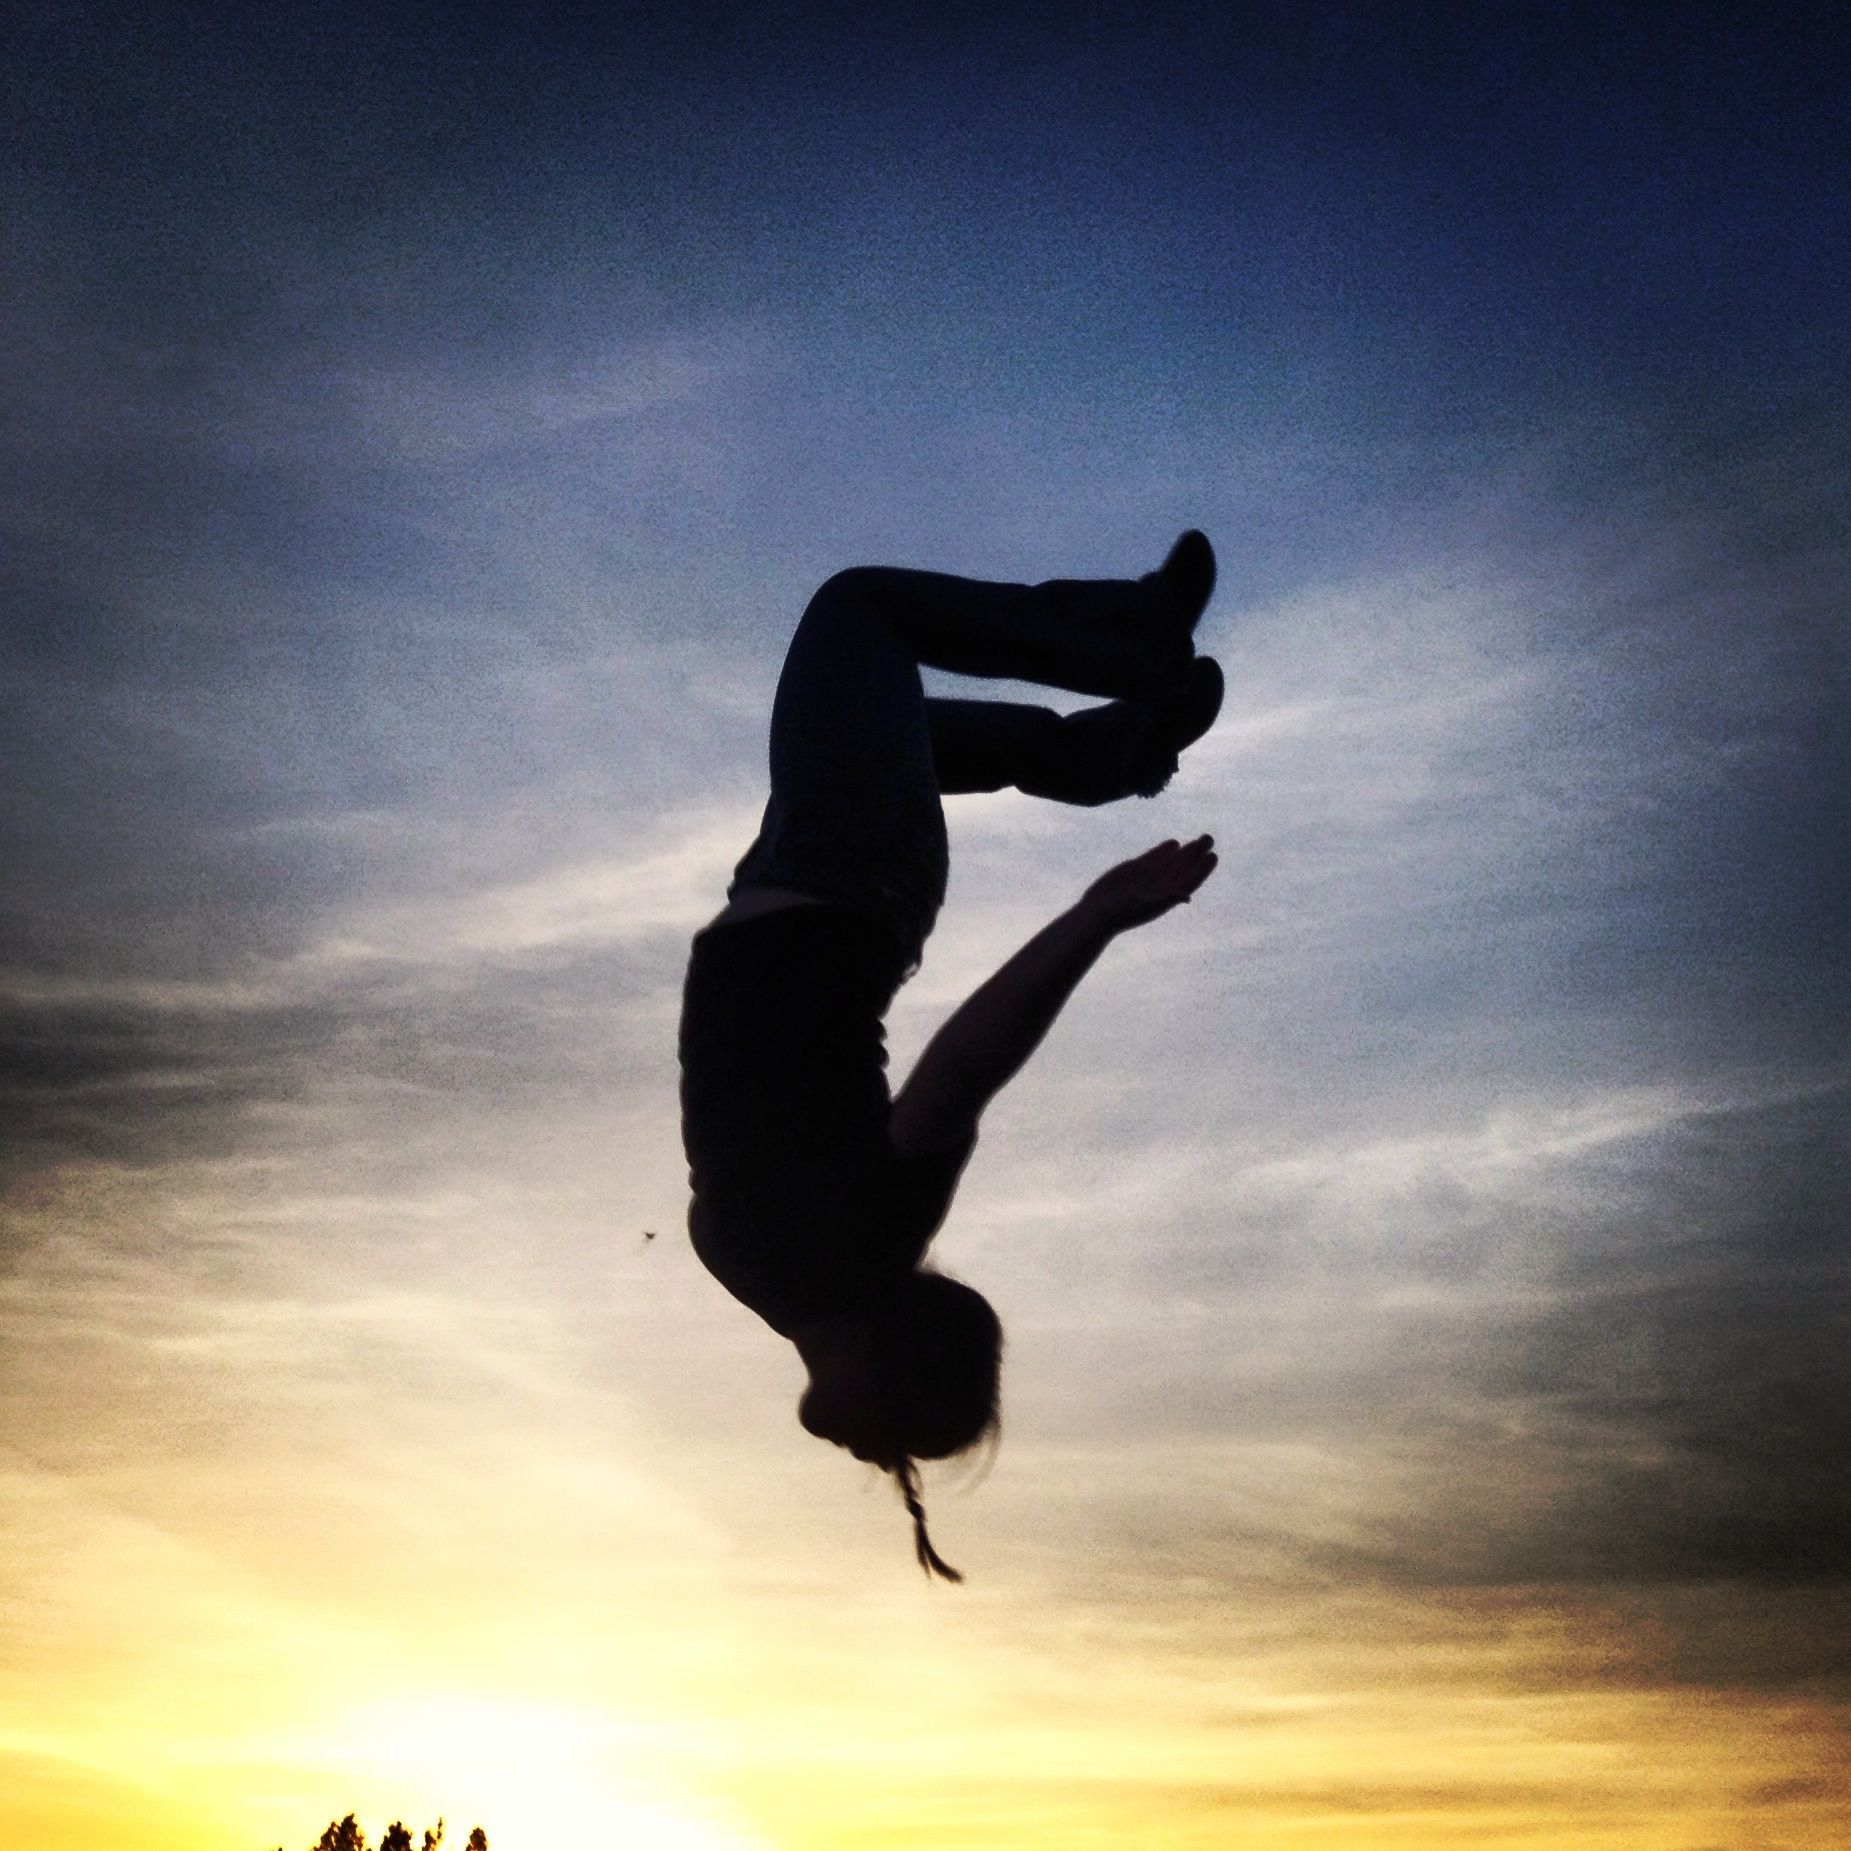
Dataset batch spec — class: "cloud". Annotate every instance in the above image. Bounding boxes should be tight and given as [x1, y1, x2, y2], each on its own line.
[0, 790, 756, 1224]
[991, 1075, 1850, 1623]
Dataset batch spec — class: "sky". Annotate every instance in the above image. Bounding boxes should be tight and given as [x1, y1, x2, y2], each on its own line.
[2, 2, 1847, 1846]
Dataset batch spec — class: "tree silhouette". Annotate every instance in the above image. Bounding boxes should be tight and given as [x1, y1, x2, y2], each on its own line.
[275, 1816, 480, 1851]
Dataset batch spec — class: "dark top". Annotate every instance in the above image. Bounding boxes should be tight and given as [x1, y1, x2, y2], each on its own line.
[678, 905, 974, 1339]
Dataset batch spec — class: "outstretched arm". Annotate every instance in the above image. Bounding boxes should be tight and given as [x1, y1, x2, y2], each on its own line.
[888, 836, 1217, 1158]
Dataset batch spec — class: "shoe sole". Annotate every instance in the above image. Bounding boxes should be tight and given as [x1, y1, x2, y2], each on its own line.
[1156, 656, 1224, 753]
[1131, 658, 1225, 797]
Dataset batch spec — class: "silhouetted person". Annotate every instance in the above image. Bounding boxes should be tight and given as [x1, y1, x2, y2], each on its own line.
[679, 535, 1222, 1577]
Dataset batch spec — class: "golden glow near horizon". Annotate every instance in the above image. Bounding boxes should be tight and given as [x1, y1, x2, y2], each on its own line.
[5, 1027, 1848, 1850]
[8, 1427, 1847, 1851]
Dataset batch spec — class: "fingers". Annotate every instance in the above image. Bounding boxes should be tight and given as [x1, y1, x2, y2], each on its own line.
[1131, 842, 1215, 898]
[1154, 836, 1216, 870]
[1135, 834, 1213, 864]
[1165, 834, 1217, 900]
[1093, 836, 1217, 920]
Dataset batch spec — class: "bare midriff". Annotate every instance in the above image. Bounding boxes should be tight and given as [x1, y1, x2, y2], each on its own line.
[704, 884, 830, 930]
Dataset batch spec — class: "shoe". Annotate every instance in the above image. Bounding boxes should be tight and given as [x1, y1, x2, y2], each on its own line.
[1017, 657, 1224, 806]
[1151, 530, 1216, 638]
[1130, 655, 1224, 798]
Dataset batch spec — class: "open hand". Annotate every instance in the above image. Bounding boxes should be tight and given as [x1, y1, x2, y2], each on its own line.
[1079, 835, 1218, 931]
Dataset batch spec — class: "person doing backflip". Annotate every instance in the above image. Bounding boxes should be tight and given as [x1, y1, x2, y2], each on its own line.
[678, 534, 1222, 1579]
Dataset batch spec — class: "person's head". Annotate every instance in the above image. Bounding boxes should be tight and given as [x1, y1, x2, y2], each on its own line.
[796, 1269, 1003, 1581]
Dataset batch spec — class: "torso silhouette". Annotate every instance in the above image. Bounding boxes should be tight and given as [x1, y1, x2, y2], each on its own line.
[678, 894, 974, 1338]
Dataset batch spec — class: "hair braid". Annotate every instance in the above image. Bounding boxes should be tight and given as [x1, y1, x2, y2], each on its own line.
[893, 1456, 963, 1583]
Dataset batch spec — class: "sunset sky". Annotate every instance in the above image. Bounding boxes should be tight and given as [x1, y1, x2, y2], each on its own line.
[3, 4, 1847, 1847]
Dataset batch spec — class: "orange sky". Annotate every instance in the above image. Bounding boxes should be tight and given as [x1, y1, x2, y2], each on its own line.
[6, 947, 1847, 1848]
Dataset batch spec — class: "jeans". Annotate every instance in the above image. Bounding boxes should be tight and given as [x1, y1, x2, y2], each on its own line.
[729, 564, 1181, 969]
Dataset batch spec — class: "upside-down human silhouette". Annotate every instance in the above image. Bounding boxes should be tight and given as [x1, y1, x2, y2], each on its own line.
[678, 535, 1222, 1578]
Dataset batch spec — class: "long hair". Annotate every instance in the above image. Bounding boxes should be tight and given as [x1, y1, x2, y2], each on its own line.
[893, 1455, 964, 1581]
[868, 1270, 1003, 1582]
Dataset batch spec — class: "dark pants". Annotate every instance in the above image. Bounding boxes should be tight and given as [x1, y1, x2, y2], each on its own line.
[729, 564, 1180, 968]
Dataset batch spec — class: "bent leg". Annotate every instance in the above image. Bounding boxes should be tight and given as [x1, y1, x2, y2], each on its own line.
[811, 563, 1189, 703]
[927, 684, 1218, 808]
[729, 545, 1216, 961]
[925, 696, 1157, 807]
[730, 576, 949, 965]
[926, 698, 1060, 795]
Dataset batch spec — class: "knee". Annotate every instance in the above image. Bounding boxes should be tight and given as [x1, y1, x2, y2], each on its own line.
[805, 565, 899, 623]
